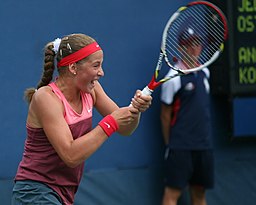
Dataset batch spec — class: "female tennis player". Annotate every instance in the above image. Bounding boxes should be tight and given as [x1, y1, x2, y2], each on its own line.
[11, 33, 152, 205]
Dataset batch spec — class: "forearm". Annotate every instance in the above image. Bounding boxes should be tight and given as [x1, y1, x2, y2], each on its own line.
[65, 115, 139, 167]
[117, 113, 141, 136]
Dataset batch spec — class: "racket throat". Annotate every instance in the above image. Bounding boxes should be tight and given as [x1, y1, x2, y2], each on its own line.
[147, 75, 161, 90]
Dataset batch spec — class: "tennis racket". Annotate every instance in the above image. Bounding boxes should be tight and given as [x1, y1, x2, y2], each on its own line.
[140, 1, 228, 96]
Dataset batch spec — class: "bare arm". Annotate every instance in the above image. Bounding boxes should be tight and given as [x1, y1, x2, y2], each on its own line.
[160, 103, 173, 145]
[29, 87, 111, 168]
[28, 83, 151, 168]
[93, 82, 151, 136]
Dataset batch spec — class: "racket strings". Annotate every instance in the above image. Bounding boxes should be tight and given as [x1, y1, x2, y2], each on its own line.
[164, 4, 226, 70]
[169, 16, 222, 67]
[191, 5, 225, 53]
[171, 12, 221, 65]
[192, 5, 225, 42]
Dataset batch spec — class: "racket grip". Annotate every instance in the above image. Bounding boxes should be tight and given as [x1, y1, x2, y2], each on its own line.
[141, 86, 153, 96]
[129, 86, 153, 107]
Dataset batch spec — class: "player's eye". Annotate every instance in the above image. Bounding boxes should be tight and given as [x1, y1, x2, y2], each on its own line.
[92, 62, 102, 70]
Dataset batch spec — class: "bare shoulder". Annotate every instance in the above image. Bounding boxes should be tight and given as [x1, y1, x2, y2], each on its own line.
[28, 86, 63, 127]
[32, 86, 62, 108]
[33, 86, 57, 102]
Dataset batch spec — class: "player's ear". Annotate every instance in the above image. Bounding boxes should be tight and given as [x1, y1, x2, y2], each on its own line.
[68, 63, 77, 75]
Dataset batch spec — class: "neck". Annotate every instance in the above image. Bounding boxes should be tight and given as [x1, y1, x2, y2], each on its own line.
[55, 77, 80, 103]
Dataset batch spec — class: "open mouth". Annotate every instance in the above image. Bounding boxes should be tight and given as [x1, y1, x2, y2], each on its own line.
[91, 79, 99, 87]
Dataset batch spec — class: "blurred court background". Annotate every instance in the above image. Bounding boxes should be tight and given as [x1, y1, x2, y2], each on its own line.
[1, 0, 256, 204]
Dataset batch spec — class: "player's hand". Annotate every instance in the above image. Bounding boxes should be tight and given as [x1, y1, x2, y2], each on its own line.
[110, 107, 139, 126]
[130, 90, 152, 112]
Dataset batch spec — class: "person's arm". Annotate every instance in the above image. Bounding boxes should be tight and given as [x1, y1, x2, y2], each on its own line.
[160, 103, 173, 145]
[93, 82, 151, 136]
[29, 87, 112, 168]
[29, 83, 151, 168]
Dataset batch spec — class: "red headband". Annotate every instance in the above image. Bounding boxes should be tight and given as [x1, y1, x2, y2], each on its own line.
[57, 41, 101, 68]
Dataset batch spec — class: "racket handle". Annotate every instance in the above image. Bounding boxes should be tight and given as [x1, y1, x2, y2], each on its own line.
[129, 86, 153, 107]
[141, 86, 153, 96]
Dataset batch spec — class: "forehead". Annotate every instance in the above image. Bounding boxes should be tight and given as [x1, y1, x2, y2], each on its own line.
[87, 50, 103, 62]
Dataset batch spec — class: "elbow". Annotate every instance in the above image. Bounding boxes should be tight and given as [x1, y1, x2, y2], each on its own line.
[62, 155, 84, 168]
[64, 159, 79, 168]
[59, 142, 88, 168]
[65, 161, 79, 168]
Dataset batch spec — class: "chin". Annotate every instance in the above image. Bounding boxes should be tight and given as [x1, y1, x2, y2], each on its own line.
[82, 86, 94, 94]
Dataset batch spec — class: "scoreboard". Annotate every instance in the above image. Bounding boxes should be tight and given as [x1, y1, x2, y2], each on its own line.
[228, 0, 256, 95]
[209, 0, 256, 138]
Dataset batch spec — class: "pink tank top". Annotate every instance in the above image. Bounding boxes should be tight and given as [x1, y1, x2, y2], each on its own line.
[15, 82, 93, 204]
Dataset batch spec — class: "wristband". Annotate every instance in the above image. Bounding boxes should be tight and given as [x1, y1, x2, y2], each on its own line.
[98, 115, 119, 137]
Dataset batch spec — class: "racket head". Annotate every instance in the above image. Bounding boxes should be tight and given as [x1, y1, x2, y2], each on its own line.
[162, 1, 228, 74]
